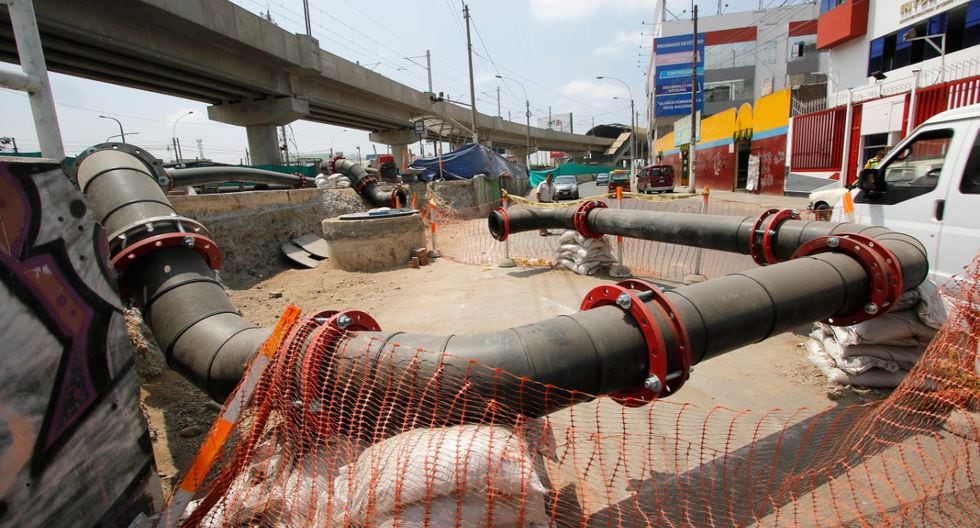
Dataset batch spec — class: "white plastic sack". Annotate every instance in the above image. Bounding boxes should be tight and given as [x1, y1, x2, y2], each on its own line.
[375, 491, 549, 528]
[822, 336, 902, 375]
[334, 424, 548, 526]
[829, 310, 936, 347]
[807, 339, 909, 388]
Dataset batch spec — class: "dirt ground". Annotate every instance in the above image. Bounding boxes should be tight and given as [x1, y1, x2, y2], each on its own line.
[131, 251, 890, 499]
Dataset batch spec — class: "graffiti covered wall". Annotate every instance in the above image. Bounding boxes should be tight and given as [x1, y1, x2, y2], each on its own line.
[750, 89, 791, 194]
[0, 158, 161, 526]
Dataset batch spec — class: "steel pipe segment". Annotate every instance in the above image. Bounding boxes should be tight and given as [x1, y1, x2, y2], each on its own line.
[167, 166, 311, 189]
[332, 158, 408, 208]
[74, 142, 270, 402]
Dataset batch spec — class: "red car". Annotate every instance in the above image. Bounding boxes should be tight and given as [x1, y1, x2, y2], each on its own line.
[637, 164, 674, 193]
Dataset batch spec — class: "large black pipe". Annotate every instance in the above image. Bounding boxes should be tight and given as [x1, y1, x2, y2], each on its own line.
[167, 166, 311, 189]
[77, 144, 928, 413]
[488, 205, 928, 291]
[330, 158, 408, 208]
[74, 144, 272, 401]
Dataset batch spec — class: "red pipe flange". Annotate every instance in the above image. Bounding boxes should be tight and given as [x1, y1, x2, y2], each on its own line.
[573, 200, 607, 240]
[749, 208, 799, 266]
[493, 206, 511, 242]
[580, 282, 668, 405]
[617, 279, 693, 395]
[792, 233, 903, 326]
[300, 309, 382, 430]
[760, 208, 800, 265]
[390, 188, 401, 208]
[111, 231, 222, 274]
[354, 176, 377, 193]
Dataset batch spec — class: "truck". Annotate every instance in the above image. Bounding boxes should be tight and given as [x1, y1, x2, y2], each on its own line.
[849, 103, 980, 284]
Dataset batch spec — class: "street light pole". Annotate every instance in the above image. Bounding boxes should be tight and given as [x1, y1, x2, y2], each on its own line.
[171, 110, 194, 165]
[99, 115, 127, 143]
[597, 76, 635, 178]
[496, 75, 531, 169]
[330, 128, 348, 158]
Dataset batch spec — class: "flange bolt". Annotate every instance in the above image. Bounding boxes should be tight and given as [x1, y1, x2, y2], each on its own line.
[644, 375, 662, 393]
[616, 292, 632, 310]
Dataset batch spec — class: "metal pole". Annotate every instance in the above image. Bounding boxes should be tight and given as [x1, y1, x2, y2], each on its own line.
[463, 4, 479, 144]
[840, 88, 854, 188]
[302, 0, 311, 37]
[99, 115, 126, 143]
[426, 49, 433, 95]
[499, 192, 515, 268]
[688, 2, 699, 192]
[525, 100, 531, 169]
[907, 70, 920, 136]
[172, 110, 194, 165]
[496, 86, 501, 117]
[7, 0, 65, 161]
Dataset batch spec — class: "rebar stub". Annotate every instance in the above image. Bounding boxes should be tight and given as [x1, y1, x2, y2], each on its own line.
[792, 232, 903, 326]
[573, 200, 607, 240]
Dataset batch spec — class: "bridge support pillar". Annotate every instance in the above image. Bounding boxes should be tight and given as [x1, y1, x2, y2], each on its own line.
[245, 125, 282, 166]
[208, 97, 310, 165]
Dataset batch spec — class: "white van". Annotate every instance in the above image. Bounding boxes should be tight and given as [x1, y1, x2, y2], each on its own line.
[851, 104, 980, 284]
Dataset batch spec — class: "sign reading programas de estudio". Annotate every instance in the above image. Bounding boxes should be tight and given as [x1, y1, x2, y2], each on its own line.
[654, 33, 705, 117]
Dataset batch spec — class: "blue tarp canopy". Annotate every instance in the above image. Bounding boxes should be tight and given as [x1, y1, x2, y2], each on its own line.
[528, 162, 617, 186]
[409, 143, 527, 182]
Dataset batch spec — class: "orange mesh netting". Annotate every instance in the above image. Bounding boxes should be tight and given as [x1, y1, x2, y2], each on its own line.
[425, 192, 826, 281]
[168, 257, 980, 527]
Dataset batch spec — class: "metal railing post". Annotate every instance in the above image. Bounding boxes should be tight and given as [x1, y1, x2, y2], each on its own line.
[498, 190, 515, 267]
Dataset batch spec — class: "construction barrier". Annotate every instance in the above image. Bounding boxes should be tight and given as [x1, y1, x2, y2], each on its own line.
[167, 257, 979, 526]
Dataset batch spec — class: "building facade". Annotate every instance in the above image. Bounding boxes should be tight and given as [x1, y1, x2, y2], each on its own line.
[646, 3, 823, 194]
[790, 0, 980, 191]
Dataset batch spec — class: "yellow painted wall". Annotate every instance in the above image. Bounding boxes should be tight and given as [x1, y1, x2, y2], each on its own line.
[656, 131, 675, 153]
[697, 107, 736, 145]
[753, 88, 791, 133]
[735, 103, 753, 132]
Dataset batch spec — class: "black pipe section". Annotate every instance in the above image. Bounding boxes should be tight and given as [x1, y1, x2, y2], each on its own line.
[77, 143, 929, 414]
[488, 205, 928, 291]
[331, 158, 407, 208]
[167, 166, 311, 189]
[74, 145, 271, 402]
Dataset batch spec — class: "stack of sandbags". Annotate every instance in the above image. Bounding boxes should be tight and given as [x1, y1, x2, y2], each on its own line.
[807, 281, 947, 388]
[554, 230, 617, 276]
[314, 172, 351, 189]
[333, 422, 553, 527]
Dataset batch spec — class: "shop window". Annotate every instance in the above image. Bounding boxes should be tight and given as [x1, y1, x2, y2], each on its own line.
[788, 35, 817, 61]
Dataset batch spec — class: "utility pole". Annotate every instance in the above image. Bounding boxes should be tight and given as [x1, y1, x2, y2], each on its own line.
[688, 2, 699, 192]
[496, 86, 501, 117]
[280, 126, 290, 165]
[463, 3, 479, 144]
[426, 50, 433, 95]
[548, 106, 552, 129]
[302, 0, 311, 36]
[196, 139, 204, 160]
[1, 137, 19, 153]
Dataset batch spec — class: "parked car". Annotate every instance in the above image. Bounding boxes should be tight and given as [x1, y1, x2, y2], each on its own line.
[607, 170, 630, 194]
[807, 182, 849, 221]
[595, 172, 609, 185]
[637, 164, 674, 193]
[553, 175, 579, 200]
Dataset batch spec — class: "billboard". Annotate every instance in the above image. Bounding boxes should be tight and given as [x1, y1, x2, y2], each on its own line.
[537, 112, 573, 133]
[654, 34, 704, 117]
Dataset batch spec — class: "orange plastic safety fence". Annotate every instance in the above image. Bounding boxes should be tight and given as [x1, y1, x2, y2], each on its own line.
[173, 258, 979, 527]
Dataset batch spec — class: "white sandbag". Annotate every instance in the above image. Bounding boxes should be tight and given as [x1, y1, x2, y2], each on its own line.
[829, 310, 936, 347]
[807, 340, 909, 388]
[837, 343, 926, 370]
[375, 491, 549, 528]
[334, 424, 548, 526]
[822, 336, 901, 375]
[915, 280, 948, 329]
[558, 230, 582, 245]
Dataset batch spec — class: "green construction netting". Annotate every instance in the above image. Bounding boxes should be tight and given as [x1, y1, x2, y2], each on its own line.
[529, 163, 617, 186]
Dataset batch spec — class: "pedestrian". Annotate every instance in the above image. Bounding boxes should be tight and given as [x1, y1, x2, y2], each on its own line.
[864, 148, 888, 170]
[536, 172, 555, 235]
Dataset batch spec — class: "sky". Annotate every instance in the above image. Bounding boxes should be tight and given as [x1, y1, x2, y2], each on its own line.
[1, 0, 784, 164]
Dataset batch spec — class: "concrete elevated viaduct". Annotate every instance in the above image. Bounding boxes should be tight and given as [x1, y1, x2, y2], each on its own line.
[0, 0, 612, 165]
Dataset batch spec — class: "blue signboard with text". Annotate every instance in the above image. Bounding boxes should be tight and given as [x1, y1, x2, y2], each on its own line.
[654, 33, 704, 116]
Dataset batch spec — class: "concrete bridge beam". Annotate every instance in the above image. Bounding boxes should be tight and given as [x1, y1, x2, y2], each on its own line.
[209, 97, 310, 164]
